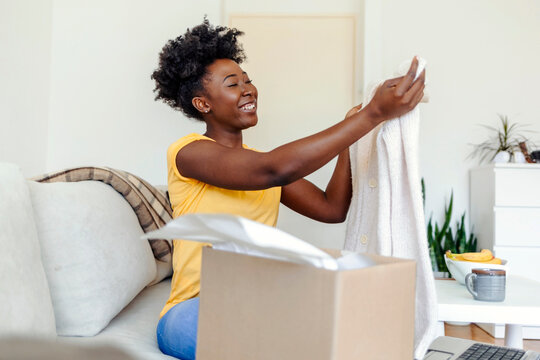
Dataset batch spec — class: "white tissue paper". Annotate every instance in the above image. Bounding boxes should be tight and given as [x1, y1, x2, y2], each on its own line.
[142, 214, 375, 271]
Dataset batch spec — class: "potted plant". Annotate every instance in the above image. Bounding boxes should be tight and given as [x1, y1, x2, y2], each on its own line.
[422, 180, 477, 277]
[468, 114, 533, 163]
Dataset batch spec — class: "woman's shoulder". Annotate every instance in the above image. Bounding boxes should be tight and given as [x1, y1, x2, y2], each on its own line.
[167, 133, 214, 157]
[169, 133, 212, 147]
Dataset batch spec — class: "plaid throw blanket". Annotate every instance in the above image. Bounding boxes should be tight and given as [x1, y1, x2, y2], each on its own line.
[32, 167, 173, 266]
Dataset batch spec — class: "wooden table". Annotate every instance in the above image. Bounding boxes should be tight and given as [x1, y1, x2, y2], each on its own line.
[435, 276, 540, 349]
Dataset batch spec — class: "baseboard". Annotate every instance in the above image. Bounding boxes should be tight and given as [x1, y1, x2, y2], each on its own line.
[476, 323, 540, 339]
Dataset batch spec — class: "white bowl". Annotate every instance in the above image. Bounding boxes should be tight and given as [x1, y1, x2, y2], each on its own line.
[444, 255, 508, 285]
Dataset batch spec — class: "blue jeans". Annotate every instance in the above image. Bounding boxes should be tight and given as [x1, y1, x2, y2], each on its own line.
[156, 297, 199, 360]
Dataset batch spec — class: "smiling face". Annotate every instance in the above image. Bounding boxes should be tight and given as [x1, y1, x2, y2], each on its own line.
[193, 59, 258, 134]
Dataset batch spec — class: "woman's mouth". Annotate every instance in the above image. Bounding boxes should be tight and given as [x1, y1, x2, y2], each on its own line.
[239, 101, 256, 112]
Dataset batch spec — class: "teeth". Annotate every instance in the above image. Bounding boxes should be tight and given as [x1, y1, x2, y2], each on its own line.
[242, 103, 255, 110]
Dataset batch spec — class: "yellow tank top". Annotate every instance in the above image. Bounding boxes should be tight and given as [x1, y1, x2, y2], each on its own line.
[160, 133, 281, 317]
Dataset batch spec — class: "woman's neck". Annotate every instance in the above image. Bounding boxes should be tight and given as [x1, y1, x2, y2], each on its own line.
[204, 127, 244, 149]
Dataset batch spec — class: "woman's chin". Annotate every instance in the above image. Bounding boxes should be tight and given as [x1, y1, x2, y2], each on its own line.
[242, 114, 258, 129]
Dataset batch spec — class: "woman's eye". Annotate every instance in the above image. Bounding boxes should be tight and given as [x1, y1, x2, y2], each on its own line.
[227, 80, 253, 87]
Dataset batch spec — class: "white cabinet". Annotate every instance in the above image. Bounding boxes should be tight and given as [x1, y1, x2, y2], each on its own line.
[470, 163, 540, 279]
[470, 163, 540, 339]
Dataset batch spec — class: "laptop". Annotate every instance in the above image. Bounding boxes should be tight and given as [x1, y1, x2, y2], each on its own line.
[424, 336, 540, 360]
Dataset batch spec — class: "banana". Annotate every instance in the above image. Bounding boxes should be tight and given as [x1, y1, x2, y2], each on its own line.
[462, 249, 492, 262]
[445, 251, 465, 261]
[446, 249, 502, 264]
[482, 257, 502, 265]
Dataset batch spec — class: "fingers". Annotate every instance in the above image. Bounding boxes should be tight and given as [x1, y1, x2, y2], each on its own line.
[410, 84, 425, 108]
[383, 76, 404, 88]
[368, 58, 425, 122]
[395, 57, 419, 96]
[401, 69, 426, 104]
[345, 103, 363, 118]
[352, 103, 363, 111]
[416, 67, 426, 84]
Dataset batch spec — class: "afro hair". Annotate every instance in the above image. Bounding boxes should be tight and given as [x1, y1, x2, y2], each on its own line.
[151, 18, 246, 120]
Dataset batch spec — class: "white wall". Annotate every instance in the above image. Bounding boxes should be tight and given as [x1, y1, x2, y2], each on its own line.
[364, 0, 540, 229]
[0, 0, 52, 177]
[47, 0, 219, 184]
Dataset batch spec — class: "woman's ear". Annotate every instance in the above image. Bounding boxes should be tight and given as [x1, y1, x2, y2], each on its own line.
[192, 97, 211, 114]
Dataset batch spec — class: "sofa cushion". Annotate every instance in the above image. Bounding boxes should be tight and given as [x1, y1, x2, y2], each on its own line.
[28, 180, 157, 336]
[0, 337, 137, 360]
[59, 279, 175, 360]
[0, 163, 56, 337]
[31, 167, 174, 285]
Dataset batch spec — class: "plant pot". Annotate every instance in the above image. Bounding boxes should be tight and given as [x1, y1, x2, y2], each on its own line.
[513, 151, 526, 163]
[493, 151, 511, 163]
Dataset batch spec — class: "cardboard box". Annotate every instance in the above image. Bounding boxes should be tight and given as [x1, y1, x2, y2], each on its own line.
[197, 247, 416, 360]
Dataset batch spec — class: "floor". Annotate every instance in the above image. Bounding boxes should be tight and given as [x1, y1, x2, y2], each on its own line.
[445, 323, 540, 352]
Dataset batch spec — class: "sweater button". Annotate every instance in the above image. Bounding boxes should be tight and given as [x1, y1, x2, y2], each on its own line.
[360, 234, 368, 245]
[368, 178, 378, 188]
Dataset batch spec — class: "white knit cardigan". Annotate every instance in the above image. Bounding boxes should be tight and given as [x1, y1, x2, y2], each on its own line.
[344, 58, 437, 359]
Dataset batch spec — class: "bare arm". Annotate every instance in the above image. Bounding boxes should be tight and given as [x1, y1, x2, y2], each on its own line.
[279, 103, 363, 223]
[280, 148, 351, 223]
[178, 58, 425, 190]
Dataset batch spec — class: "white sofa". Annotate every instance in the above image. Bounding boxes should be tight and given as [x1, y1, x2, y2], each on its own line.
[0, 163, 175, 359]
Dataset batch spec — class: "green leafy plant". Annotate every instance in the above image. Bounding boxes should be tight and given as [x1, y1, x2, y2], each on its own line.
[422, 179, 477, 273]
[468, 114, 533, 163]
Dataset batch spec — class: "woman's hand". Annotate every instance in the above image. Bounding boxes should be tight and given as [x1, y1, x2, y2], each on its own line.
[364, 57, 425, 124]
[345, 103, 362, 119]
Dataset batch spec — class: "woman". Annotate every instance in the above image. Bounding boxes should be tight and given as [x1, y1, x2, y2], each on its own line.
[151, 19, 425, 360]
